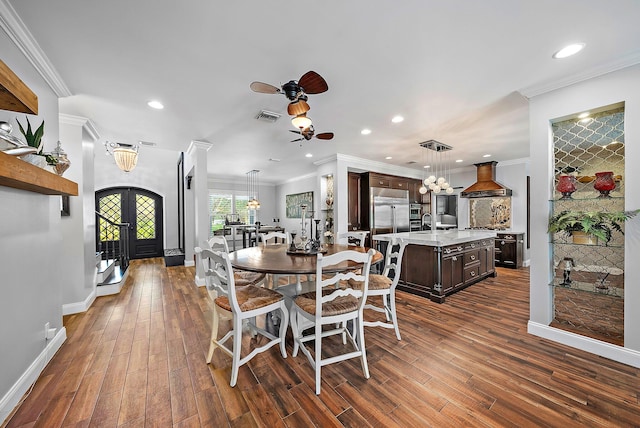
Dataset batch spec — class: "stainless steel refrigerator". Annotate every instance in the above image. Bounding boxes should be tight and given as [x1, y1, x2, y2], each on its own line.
[370, 187, 410, 235]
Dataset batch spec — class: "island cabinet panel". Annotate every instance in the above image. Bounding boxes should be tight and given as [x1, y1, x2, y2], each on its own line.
[442, 252, 464, 292]
[399, 244, 437, 298]
[392, 236, 496, 303]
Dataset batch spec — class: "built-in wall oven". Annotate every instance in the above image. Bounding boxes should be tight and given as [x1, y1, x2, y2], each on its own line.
[409, 204, 422, 231]
[410, 204, 421, 220]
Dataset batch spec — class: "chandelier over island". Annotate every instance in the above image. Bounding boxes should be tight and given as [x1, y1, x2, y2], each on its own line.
[419, 140, 454, 194]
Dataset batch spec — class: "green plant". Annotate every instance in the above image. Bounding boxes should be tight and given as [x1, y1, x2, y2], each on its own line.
[16, 117, 44, 154]
[548, 209, 639, 245]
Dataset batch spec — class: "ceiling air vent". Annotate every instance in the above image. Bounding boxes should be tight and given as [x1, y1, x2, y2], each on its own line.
[255, 110, 281, 123]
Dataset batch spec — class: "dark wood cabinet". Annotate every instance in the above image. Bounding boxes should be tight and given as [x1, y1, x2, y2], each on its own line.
[478, 239, 495, 276]
[398, 238, 495, 303]
[369, 173, 391, 188]
[442, 252, 464, 292]
[495, 233, 524, 268]
[409, 179, 428, 204]
[347, 172, 361, 231]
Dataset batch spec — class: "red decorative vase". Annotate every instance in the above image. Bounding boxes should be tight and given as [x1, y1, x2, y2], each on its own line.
[556, 175, 577, 199]
[594, 171, 616, 197]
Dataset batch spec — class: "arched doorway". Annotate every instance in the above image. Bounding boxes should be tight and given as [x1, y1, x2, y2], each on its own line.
[96, 187, 164, 259]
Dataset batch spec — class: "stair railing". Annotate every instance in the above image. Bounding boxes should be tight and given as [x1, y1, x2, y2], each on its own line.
[95, 211, 131, 273]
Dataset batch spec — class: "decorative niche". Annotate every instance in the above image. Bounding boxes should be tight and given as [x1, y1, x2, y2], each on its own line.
[549, 103, 626, 345]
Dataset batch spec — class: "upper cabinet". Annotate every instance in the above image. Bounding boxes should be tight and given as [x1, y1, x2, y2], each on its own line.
[0, 59, 38, 114]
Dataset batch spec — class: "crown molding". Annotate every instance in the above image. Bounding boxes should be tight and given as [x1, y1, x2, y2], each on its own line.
[519, 52, 640, 98]
[59, 113, 100, 142]
[0, 0, 72, 97]
[186, 140, 213, 154]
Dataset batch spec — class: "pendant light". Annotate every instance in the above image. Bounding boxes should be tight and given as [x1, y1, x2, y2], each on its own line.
[105, 141, 139, 172]
[420, 140, 452, 194]
[246, 170, 261, 210]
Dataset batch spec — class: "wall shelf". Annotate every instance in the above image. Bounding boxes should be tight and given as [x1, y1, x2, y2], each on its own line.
[0, 152, 78, 196]
[0, 59, 38, 114]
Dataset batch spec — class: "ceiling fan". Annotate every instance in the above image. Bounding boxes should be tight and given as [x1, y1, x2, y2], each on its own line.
[290, 126, 334, 142]
[250, 71, 328, 116]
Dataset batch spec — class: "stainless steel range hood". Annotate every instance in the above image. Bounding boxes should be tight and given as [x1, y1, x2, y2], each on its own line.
[460, 161, 512, 198]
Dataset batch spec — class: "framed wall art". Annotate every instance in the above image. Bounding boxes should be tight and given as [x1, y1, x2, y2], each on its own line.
[286, 191, 313, 218]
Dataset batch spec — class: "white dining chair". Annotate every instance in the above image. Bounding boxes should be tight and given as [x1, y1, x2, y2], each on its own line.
[260, 231, 292, 287]
[200, 236, 267, 287]
[289, 248, 375, 394]
[259, 231, 291, 247]
[350, 238, 408, 340]
[339, 231, 369, 247]
[200, 248, 288, 387]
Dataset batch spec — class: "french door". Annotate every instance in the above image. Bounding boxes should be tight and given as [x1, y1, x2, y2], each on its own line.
[96, 187, 164, 259]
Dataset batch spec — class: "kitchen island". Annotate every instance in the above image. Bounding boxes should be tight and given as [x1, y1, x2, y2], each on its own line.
[373, 230, 497, 303]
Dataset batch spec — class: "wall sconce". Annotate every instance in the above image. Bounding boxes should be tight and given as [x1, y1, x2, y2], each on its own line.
[105, 141, 139, 172]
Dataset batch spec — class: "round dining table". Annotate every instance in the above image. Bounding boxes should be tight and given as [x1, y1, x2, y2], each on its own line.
[228, 243, 383, 276]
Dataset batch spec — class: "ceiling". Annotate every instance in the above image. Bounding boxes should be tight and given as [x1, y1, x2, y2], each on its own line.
[5, 0, 640, 183]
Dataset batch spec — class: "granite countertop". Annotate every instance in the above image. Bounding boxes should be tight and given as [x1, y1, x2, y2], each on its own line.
[373, 230, 497, 246]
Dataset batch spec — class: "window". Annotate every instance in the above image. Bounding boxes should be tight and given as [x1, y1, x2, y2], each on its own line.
[209, 192, 254, 237]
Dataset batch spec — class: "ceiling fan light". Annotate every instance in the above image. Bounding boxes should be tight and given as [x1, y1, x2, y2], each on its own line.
[292, 115, 312, 129]
[287, 99, 310, 116]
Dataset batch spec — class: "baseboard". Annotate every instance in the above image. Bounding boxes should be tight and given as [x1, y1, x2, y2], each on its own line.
[62, 289, 96, 316]
[194, 274, 205, 287]
[0, 328, 67, 425]
[184, 260, 195, 267]
[528, 321, 640, 368]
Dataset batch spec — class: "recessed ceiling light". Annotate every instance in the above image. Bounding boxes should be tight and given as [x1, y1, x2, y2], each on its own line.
[552, 43, 585, 59]
[305, 153, 313, 158]
[578, 112, 590, 119]
[147, 100, 164, 109]
[391, 115, 404, 123]
[385, 156, 393, 160]
[269, 158, 281, 162]
[482, 154, 491, 158]
[361, 129, 372, 135]
[456, 159, 463, 163]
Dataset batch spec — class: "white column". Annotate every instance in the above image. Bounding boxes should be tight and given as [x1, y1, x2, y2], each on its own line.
[186, 140, 212, 284]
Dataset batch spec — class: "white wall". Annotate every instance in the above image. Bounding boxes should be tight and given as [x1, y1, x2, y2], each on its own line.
[529, 64, 640, 362]
[0, 31, 66, 422]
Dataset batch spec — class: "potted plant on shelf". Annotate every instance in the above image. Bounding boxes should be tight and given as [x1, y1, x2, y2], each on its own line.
[548, 209, 639, 245]
[15, 117, 57, 168]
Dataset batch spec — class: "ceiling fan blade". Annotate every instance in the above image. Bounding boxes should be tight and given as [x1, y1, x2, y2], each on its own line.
[315, 132, 334, 140]
[298, 71, 328, 94]
[289, 129, 302, 135]
[250, 81, 281, 94]
[287, 99, 310, 116]
[291, 137, 304, 142]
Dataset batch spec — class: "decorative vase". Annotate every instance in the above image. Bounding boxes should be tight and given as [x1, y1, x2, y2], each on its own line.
[326, 196, 333, 208]
[49, 141, 71, 176]
[572, 231, 598, 245]
[556, 175, 577, 199]
[593, 171, 616, 198]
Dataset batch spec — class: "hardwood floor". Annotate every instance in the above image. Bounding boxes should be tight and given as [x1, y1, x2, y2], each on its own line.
[5, 258, 640, 427]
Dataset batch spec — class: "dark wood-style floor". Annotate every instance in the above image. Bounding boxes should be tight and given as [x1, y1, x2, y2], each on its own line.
[5, 258, 640, 427]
